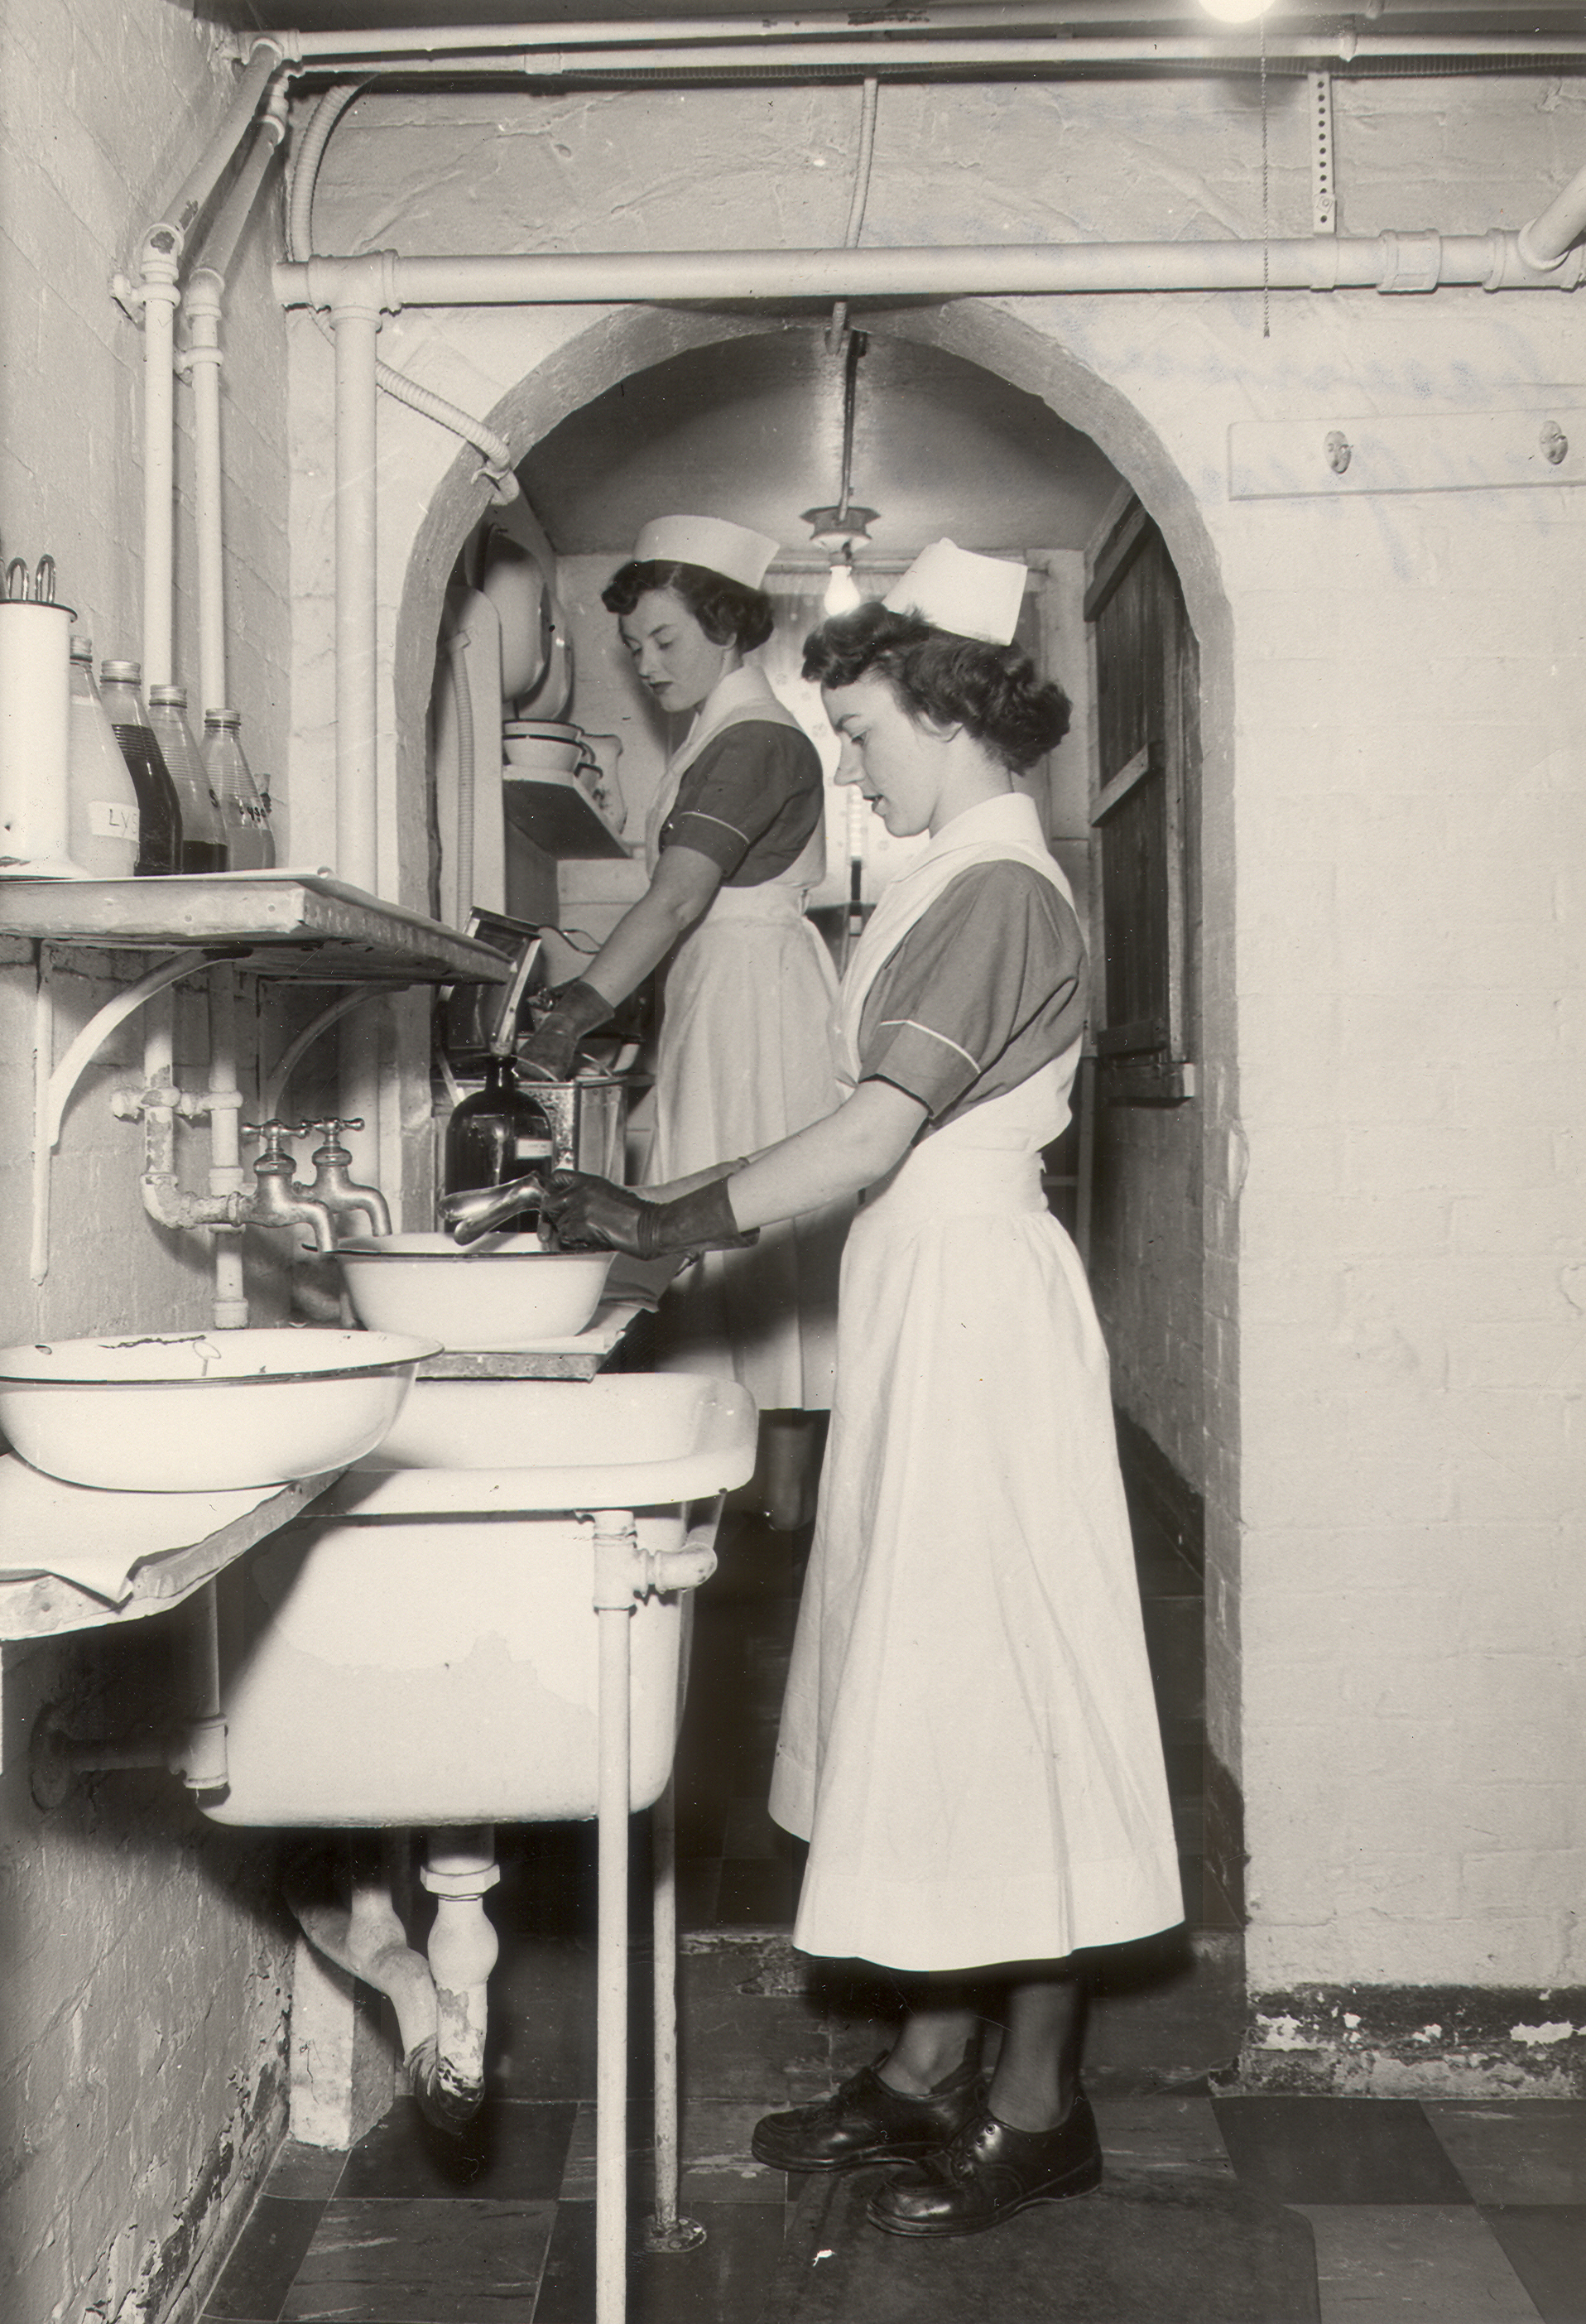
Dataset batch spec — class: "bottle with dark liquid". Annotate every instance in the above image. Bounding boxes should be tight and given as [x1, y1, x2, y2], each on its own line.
[443, 1056, 553, 1230]
[147, 686, 228, 873]
[99, 660, 181, 875]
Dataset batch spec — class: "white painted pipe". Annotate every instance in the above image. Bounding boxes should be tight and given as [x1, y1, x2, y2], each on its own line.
[183, 275, 229, 721]
[184, 105, 287, 722]
[277, 226, 1584, 316]
[594, 1515, 638, 2324]
[1518, 153, 1586, 270]
[152, 41, 284, 251]
[207, 965, 248, 1328]
[141, 246, 180, 690]
[280, 14, 1586, 67]
[331, 297, 382, 894]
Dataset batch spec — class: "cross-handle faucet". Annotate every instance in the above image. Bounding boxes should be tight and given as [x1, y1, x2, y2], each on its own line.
[237, 1122, 339, 1252]
[302, 1118, 392, 1239]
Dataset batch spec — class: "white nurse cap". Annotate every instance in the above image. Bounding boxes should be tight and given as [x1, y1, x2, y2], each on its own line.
[632, 514, 780, 591]
[884, 539, 1028, 645]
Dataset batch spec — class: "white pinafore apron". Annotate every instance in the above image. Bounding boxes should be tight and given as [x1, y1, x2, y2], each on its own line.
[770, 792, 1183, 1971]
[644, 663, 843, 1412]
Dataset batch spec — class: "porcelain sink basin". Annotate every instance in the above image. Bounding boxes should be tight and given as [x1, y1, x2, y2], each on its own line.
[331, 1373, 757, 1515]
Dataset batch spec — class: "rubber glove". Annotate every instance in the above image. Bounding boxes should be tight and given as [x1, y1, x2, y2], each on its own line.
[517, 977, 611, 1081]
[541, 1170, 757, 1260]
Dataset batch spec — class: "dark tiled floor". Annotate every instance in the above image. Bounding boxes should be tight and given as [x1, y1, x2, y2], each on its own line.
[202, 1493, 1584, 2324]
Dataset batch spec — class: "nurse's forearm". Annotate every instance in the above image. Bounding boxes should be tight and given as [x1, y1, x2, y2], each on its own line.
[723, 1081, 926, 1230]
[579, 847, 721, 1006]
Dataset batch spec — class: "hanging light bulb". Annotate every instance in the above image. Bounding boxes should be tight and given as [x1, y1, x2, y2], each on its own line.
[1197, 0, 1276, 22]
[823, 553, 862, 617]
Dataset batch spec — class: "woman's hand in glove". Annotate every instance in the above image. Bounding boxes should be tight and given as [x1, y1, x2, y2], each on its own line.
[541, 1172, 652, 1255]
[517, 977, 611, 1081]
[542, 1170, 758, 1260]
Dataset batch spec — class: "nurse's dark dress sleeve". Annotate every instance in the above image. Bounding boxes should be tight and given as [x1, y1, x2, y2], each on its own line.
[661, 722, 824, 885]
[858, 859, 1086, 1123]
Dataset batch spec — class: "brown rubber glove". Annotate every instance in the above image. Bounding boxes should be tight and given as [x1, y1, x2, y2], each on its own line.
[517, 977, 611, 1080]
[541, 1170, 757, 1259]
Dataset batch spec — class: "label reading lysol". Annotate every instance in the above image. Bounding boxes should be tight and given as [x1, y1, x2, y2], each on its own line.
[89, 801, 140, 840]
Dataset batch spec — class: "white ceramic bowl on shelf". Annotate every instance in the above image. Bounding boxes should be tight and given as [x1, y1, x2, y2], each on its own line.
[0, 1328, 440, 1493]
[335, 1233, 614, 1350]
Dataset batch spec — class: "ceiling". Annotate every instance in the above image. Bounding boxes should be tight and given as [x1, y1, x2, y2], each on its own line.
[208, 4, 1586, 33]
[520, 326, 1127, 560]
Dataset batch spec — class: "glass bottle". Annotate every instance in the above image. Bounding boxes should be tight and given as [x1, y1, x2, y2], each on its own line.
[443, 1056, 553, 1229]
[201, 709, 273, 872]
[147, 686, 228, 873]
[99, 660, 181, 876]
[66, 638, 140, 878]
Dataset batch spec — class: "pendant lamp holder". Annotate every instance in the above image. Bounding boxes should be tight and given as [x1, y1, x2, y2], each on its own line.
[802, 330, 877, 566]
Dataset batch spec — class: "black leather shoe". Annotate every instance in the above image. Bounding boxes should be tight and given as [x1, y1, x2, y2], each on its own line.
[751, 2056, 984, 2172]
[866, 2091, 1103, 2236]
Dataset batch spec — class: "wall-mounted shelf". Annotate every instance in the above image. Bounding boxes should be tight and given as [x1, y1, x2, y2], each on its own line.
[0, 873, 512, 984]
[502, 771, 628, 860]
[0, 1460, 342, 1640]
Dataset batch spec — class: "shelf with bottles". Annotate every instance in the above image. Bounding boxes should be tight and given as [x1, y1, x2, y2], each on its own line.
[0, 871, 513, 985]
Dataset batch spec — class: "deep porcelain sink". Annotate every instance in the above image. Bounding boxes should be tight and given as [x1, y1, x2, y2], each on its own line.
[202, 1371, 759, 1829]
[332, 1373, 757, 1515]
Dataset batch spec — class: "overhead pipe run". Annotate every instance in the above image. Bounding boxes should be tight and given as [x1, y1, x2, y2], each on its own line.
[277, 224, 1585, 315]
[264, 17, 1586, 74]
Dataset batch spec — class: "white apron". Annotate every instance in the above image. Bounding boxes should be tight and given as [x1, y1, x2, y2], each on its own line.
[769, 793, 1183, 1971]
[645, 664, 844, 1412]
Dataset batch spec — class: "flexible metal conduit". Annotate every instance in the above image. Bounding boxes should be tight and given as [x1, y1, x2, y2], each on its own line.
[277, 227, 1585, 314]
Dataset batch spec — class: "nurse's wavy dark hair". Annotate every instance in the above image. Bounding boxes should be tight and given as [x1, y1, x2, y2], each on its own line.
[602, 559, 775, 653]
[802, 599, 1071, 773]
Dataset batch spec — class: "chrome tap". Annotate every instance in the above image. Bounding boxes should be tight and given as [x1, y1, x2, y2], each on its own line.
[438, 1174, 547, 1248]
[237, 1122, 339, 1252]
[302, 1118, 392, 1239]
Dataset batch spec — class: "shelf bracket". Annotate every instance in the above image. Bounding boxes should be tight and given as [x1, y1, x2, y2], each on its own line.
[31, 948, 212, 1286]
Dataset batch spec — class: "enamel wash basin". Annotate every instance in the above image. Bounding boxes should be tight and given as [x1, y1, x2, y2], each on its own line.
[201, 1373, 757, 1828]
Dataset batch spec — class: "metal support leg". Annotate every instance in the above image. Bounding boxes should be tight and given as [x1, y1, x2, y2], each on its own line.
[645, 1774, 705, 2253]
[594, 1515, 638, 2324]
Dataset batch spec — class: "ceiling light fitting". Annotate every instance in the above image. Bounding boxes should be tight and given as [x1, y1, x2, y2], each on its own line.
[802, 329, 877, 609]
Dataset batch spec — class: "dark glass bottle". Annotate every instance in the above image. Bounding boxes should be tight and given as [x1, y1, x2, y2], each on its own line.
[443, 1056, 553, 1228]
[148, 686, 228, 873]
[99, 660, 181, 875]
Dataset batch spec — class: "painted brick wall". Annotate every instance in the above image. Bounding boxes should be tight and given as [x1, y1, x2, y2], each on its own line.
[0, 3, 296, 2315]
[296, 68, 1586, 2030]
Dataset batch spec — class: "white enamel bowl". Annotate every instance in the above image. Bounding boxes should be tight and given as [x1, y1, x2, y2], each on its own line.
[335, 1233, 614, 1350]
[0, 1328, 440, 1493]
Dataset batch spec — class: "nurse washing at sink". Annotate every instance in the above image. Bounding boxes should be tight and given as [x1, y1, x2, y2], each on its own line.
[521, 514, 843, 1529]
[543, 541, 1183, 2239]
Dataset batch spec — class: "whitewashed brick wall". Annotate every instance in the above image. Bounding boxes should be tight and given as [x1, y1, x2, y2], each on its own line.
[0, 4, 296, 2316]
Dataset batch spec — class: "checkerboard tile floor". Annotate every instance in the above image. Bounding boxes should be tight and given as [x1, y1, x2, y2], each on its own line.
[201, 1504, 1585, 2324]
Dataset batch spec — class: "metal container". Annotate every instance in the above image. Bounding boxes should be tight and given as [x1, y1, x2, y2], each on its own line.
[533, 1075, 627, 1179]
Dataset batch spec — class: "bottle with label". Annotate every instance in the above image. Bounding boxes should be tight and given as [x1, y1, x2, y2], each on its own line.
[201, 710, 274, 872]
[147, 686, 228, 873]
[442, 1056, 553, 1229]
[99, 660, 181, 875]
[66, 638, 140, 878]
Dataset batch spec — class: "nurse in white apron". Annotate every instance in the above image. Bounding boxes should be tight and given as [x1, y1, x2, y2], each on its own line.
[542, 541, 1183, 2239]
[521, 514, 843, 1525]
